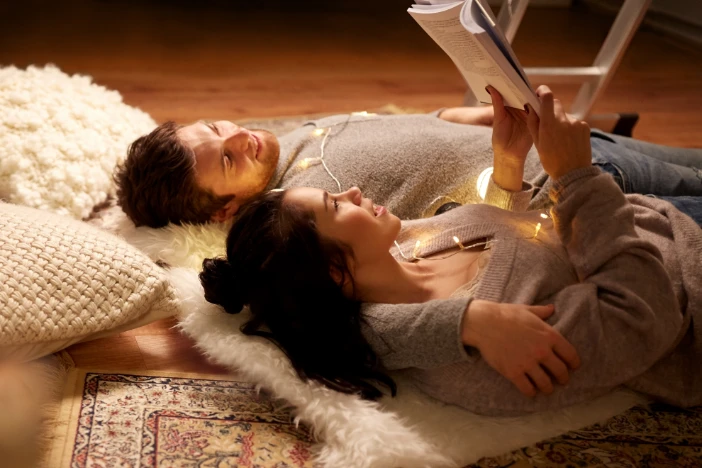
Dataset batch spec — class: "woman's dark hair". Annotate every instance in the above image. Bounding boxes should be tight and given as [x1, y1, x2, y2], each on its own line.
[199, 190, 396, 400]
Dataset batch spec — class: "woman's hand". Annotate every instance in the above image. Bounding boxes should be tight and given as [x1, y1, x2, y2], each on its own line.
[462, 299, 581, 397]
[526, 85, 592, 180]
[489, 86, 533, 192]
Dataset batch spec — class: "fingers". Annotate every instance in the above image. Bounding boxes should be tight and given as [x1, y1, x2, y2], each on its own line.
[487, 85, 506, 120]
[527, 365, 554, 395]
[541, 354, 570, 385]
[553, 98, 565, 120]
[536, 85, 554, 121]
[525, 104, 540, 144]
[553, 335, 582, 370]
[511, 373, 537, 398]
[506, 107, 528, 124]
[527, 304, 555, 319]
[535, 84, 552, 98]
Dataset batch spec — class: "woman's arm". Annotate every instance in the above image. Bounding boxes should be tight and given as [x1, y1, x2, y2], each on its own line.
[526, 86, 683, 389]
[481, 87, 535, 212]
[361, 298, 580, 397]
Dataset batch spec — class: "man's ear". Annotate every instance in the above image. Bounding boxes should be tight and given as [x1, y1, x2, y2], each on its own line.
[210, 198, 240, 223]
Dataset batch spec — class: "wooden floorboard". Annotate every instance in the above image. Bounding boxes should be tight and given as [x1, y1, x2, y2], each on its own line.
[1, 0, 700, 373]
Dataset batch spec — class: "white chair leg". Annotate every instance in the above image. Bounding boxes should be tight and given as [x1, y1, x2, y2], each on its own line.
[569, 0, 652, 119]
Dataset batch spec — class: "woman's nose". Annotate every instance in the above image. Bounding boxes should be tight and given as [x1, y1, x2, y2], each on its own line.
[338, 186, 362, 205]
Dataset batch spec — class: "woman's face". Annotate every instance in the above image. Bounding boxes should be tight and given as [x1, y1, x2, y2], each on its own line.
[283, 187, 401, 264]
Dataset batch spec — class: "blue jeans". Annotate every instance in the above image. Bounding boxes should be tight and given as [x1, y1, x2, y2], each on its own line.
[590, 131, 702, 227]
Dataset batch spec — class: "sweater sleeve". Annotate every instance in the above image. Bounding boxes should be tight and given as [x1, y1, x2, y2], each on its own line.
[360, 297, 477, 370]
[483, 175, 534, 212]
[548, 167, 684, 388]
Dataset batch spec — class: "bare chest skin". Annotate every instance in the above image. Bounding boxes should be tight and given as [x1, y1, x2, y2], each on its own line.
[419, 238, 490, 300]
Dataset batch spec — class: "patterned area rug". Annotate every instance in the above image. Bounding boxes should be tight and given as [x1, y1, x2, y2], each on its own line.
[48, 369, 317, 467]
[471, 403, 702, 467]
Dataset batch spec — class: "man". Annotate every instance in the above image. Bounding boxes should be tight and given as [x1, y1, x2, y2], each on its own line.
[115, 105, 702, 228]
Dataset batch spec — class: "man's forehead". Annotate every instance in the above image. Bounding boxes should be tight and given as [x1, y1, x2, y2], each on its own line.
[177, 121, 214, 152]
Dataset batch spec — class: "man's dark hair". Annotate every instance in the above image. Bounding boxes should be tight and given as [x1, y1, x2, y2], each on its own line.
[114, 121, 233, 228]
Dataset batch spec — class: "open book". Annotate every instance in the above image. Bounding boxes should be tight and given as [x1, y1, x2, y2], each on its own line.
[409, 0, 540, 115]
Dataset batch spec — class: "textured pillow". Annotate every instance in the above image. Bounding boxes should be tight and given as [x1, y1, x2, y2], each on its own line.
[0, 202, 180, 361]
[0, 65, 156, 220]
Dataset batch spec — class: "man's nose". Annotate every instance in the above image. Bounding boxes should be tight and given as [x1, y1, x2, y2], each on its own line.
[223, 127, 250, 154]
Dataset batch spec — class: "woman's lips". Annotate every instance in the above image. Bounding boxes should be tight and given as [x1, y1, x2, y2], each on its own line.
[374, 204, 386, 217]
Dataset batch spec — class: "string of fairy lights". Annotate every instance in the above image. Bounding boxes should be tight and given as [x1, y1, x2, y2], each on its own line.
[294, 110, 549, 262]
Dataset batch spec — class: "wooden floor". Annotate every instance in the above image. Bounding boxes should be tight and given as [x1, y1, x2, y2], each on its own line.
[2, 1, 701, 373]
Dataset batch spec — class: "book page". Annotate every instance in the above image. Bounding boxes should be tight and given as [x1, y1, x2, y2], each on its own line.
[469, 0, 533, 89]
[409, 5, 527, 110]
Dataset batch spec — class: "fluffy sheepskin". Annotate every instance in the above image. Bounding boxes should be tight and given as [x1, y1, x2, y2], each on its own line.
[167, 266, 647, 468]
[89, 207, 649, 468]
[0, 65, 156, 219]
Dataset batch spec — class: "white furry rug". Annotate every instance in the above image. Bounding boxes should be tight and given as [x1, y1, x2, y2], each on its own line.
[0, 65, 155, 219]
[91, 209, 649, 468]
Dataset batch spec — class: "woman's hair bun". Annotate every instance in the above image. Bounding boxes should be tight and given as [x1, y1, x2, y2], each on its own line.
[200, 257, 246, 314]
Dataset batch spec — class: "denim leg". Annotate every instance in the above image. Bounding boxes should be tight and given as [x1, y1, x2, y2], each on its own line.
[648, 195, 702, 228]
[591, 130, 702, 167]
[590, 137, 702, 197]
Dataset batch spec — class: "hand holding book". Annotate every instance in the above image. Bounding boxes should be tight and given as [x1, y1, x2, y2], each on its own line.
[527, 86, 592, 180]
[489, 85, 532, 192]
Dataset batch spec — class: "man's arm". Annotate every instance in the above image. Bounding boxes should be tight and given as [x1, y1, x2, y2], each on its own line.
[438, 106, 494, 127]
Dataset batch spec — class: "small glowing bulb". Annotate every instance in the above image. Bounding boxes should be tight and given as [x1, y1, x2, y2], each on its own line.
[412, 240, 422, 256]
[312, 128, 326, 136]
[298, 158, 311, 169]
[476, 167, 494, 201]
[534, 222, 542, 238]
[540, 213, 549, 219]
[452, 236, 465, 249]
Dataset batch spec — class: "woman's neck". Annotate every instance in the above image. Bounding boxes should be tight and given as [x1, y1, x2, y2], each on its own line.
[350, 249, 481, 304]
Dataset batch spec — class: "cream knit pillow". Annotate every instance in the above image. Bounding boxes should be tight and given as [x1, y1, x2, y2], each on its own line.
[0, 202, 180, 361]
[0, 65, 156, 220]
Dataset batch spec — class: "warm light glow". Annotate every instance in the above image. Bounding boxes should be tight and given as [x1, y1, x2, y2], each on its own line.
[476, 167, 494, 200]
[412, 240, 422, 257]
[298, 158, 312, 169]
[540, 213, 548, 219]
[312, 128, 326, 136]
[452, 236, 465, 249]
[352, 111, 375, 117]
[534, 222, 542, 238]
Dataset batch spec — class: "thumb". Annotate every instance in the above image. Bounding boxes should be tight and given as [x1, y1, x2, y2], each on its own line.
[526, 105, 540, 145]
[487, 85, 507, 121]
[529, 304, 555, 319]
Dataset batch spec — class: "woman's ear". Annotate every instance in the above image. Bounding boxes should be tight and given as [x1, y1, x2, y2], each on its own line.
[329, 265, 345, 286]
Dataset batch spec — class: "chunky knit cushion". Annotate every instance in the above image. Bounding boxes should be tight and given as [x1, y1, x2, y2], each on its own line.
[0, 65, 156, 220]
[0, 202, 180, 361]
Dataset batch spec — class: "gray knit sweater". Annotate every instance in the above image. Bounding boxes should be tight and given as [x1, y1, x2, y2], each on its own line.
[360, 167, 702, 416]
[266, 113, 548, 218]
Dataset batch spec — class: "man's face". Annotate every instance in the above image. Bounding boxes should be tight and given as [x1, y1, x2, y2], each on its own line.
[177, 121, 280, 221]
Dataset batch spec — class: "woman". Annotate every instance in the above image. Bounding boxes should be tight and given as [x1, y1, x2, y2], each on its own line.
[200, 86, 702, 416]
